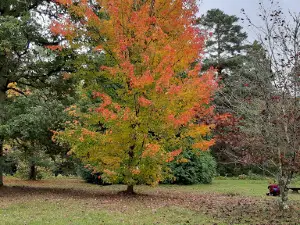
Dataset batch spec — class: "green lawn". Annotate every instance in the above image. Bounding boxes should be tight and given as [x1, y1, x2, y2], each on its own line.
[1, 177, 300, 225]
[162, 179, 300, 200]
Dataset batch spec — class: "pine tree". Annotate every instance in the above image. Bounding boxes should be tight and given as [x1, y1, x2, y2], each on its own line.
[199, 9, 248, 77]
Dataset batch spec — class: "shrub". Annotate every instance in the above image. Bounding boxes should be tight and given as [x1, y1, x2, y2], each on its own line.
[166, 151, 216, 184]
[14, 162, 53, 180]
[3, 157, 17, 176]
[76, 164, 110, 185]
[52, 156, 81, 177]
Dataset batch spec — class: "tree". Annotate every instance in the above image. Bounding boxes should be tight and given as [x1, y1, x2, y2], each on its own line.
[236, 1, 300, 209]
[198, 9, 251, 175]
[199, 9, 248, 77]
[166, 151, 216, 184]
[0, 0, 74, 186]
[53, 0, 218, 194]
[2, 89, 71, 180]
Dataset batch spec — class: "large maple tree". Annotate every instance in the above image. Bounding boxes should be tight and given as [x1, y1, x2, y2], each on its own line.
[53, 0, 218, 193]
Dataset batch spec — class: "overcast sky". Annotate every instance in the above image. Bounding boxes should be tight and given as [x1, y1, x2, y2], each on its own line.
[197, 0, 300, 41]
[198, 0, 299, 17]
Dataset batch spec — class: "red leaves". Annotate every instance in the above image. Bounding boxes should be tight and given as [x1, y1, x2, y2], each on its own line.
[130, 70, 154, 88]
[167, 108, 198, 128]
[49, 20, 74, 37]
[54, 0, 72, 5]
[93, 92, 117, 120]
[156, 66, 174, 91]
[122, 107, 131, 121]
[167, 85, 182, 95]
[46, 45, 63, 51]
[95, 108, 117, 120]
[271, 95, 281, 101]
[49, 21, 64, 36]
[119, 39, 129, 52]
[93, 45, 103, 52]
[138, 96, 152, 107]
[93, 92, 112, 107]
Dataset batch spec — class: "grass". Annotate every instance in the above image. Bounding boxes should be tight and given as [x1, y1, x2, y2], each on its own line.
[1, 202, 222, 225]
[162, 179, 300, 199]
[1, 177, 300, 225]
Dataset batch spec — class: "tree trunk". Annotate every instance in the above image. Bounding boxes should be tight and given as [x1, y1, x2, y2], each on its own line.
[29, 163, 37, 180]
[279, 174, 291, 210]
[0, 87, 6, 187]
[126, 185, 135, 194]
[125, 144, 136, 195]
[150, 0, 155, 16]
[0, 137, 3, 187]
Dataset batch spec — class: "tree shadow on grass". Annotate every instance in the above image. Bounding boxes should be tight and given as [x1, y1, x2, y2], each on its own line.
[0, 185, 155, 200]
[0, 184, 299, 224]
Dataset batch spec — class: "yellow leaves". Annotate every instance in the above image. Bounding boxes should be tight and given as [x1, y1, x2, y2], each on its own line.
[7, 82, 20, 97]
[102, 156, 122, 166]
[185, 124, 215, 138]
[103, 169, 117, 176]
[192, 139, 215, 151]
[177, 158, 189, 163]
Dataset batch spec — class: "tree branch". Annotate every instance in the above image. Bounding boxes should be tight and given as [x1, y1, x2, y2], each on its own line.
[7, 87, 27, 97]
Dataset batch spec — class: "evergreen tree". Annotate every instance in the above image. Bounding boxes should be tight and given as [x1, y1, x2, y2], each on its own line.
[199, 9, 248, 77]
[0, 0, 74, 186]
[199, 10, 270, 175]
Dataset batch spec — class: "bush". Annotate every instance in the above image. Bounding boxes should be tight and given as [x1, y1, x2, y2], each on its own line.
[76, 164, 110, 185]
[52, 156, 81, 177]
[3, 157, 17, 176]
[165, 151, 216, 185]
[14, 162, 53, 180]
[214, 172, 270, 181]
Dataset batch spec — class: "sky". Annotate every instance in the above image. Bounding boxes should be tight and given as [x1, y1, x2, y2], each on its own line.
[197, 0, 300, 41]
[198, 0, 299, 17]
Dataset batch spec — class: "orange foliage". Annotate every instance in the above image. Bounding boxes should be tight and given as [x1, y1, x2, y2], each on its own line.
[142, 144, 161, 158]
[52, 0, 218, 187]
[166, 149, 182, 162]
[131, 168, 141, 175]
[55, 0, 72, 5]
[50, 20, 74, 37]
[46, 45, 63, 51]
[138, 96, 152, 107]
[130, 70, 154, 88]
[62, 72, 72, 80]
[192, 139, 215, 151]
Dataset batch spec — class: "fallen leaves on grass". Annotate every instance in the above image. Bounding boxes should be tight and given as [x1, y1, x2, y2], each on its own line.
[1, 178, 299, 224]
